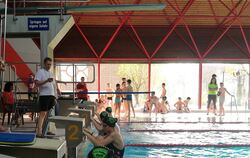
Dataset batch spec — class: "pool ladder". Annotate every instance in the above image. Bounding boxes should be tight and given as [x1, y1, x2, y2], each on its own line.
[230, 96, 238, 117]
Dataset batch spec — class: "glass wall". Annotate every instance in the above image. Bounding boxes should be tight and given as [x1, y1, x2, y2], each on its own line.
[54, 62, 250, 111]
[100, 64, 148, 108]
[202, 64, 249, 110]
[151, 63, 199, 110]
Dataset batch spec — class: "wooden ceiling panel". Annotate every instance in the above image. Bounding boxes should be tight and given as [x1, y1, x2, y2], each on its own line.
[9, 0, 250, 26]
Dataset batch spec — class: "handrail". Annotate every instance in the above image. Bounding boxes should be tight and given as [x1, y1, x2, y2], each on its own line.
[230, 95, 238, 117]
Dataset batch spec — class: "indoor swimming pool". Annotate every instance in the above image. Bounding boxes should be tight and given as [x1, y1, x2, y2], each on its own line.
[84, 114, 250, 157]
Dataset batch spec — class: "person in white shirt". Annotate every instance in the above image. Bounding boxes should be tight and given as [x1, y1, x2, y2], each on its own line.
[35, 57, 57, 137]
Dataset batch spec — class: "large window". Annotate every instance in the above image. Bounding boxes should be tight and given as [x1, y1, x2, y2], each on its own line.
[54, 62, 250, 110]
[202, 64, 249, 110]
[151, 63, 199, 110]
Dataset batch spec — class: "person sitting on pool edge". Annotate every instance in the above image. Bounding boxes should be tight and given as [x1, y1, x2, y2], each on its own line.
[83, 116, 125, 158]
[148, 92, 160, 116]
[158, 96, 170, 113]
[183, 97, 191, 113]
[174, 97, 185, 113]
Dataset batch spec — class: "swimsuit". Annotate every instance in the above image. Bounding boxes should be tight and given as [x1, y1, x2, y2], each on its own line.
[106, 143, 125, 158]
[126, 94, 132, 101]
[115, 98, 121, 104]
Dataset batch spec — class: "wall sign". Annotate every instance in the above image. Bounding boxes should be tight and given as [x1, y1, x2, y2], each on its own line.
[28, 17, 49, 31]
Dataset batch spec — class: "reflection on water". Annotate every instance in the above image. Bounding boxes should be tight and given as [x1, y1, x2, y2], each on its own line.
[84, 113, 250, 157]
[124, 147, 250, 158]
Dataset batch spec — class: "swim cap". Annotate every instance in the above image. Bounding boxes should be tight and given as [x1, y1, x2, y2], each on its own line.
[103, 117, 118, 127]
[100, 111, 109, 121]
[105, 107, 112, 113]
[87, 146, 114, 158]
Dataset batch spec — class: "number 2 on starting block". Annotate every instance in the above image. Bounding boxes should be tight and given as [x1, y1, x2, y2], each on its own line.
[66, 124, 82, 148]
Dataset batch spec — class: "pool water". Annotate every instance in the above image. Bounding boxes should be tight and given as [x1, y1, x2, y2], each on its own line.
[124, 146, 250, 158]
[84, 120, 250, 157]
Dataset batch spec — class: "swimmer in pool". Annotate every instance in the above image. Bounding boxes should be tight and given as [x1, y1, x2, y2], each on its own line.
[84, 116, 125, 158]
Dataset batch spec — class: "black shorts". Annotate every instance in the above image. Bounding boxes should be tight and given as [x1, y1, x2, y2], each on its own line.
[107, 97, 113, 100]
[39, 96, 55, 112]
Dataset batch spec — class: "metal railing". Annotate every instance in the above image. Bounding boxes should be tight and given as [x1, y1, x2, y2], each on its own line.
[230, 95, 238, 117]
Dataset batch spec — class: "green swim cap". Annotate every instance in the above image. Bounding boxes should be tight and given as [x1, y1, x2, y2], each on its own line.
[100, 111, 109, 121]
[105, 107, 112, 113]
[103, 117, 118, 127]
[87, 146, 113, 158]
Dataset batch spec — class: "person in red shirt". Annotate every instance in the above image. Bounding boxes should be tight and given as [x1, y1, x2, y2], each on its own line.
[2, 82, 15, 112]
[76, 77, 88, 102]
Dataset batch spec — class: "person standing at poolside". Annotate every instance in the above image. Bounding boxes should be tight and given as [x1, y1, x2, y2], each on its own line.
[114, 84, 122, 120]
[35, 57, 57, 137]
[218, 82, 233, 116]
[207, 77, 218, 115]
[127, 79, 135, 120]
[76, 77, 88, 103]
[161, 83, 166, 98]
[106, 83, 114, 108]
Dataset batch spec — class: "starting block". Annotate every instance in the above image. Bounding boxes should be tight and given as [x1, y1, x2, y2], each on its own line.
[68, 108, 92, 127]
[78, 101, 96, 117]
[48, 116, 85, 158]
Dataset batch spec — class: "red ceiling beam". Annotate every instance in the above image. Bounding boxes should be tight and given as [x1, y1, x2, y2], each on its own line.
[101, 58, 148, 61]
[226, 33, 249, 55]
[151, 0, 195, 58]
[99, 0, 141, 58]
[219, 0, 250, 56]
[55, 58, 250, 62]
[183, 22, 201, 58]
[75, 25, 250, 29]
[109, 0, 150, 59]
[72, 14, 250, 18]
[204, 1, 244, 51]
[74, 19, 99, 59]
[151, 58, 200, 61]
[208, 0, 220, 24]
[239, 24, 250, 55]
[108, 0, 143, 54]
[55, 58, 98, 61]
[129, 24, 150, 59]
[208, 0, 249, 57]
[158, 0, 198, 57]
[202, 19, 237, 58]
[217, 0, 244, 27]
[99, 16, 131, 58]
[167, 0, 201, 58]
[202, 1, 248, 58]
[115, 0, 151, 59]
